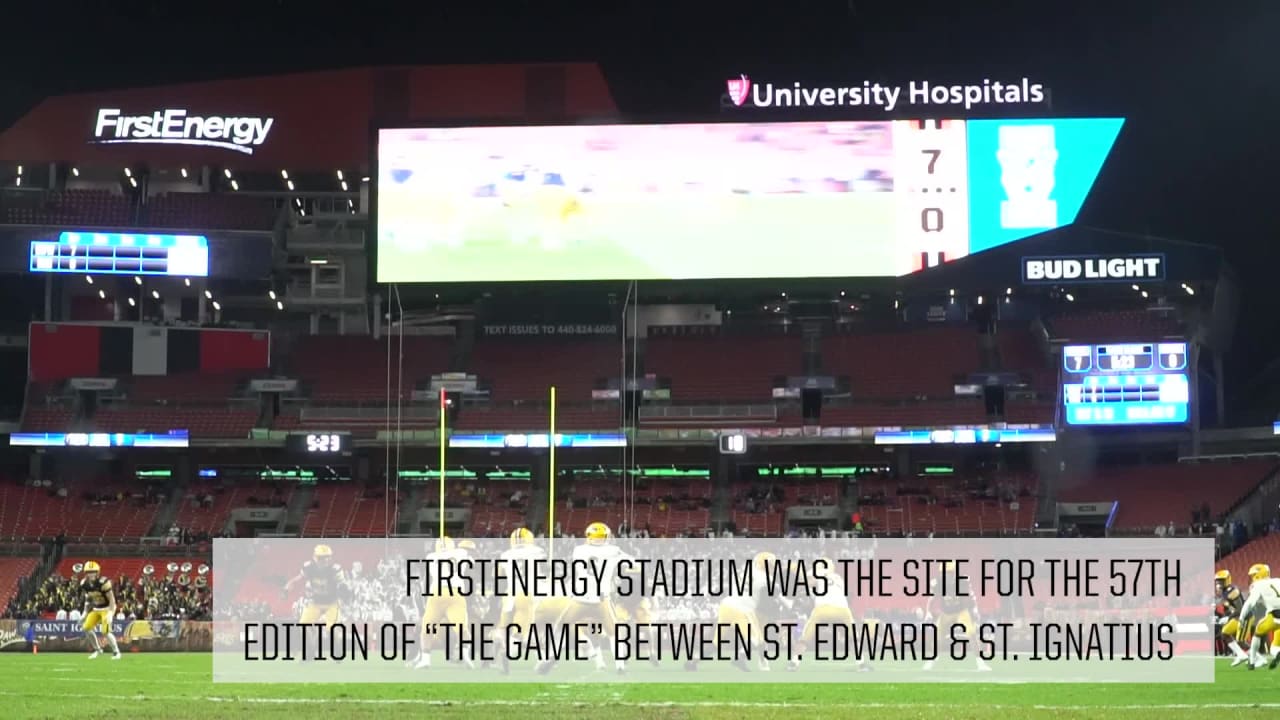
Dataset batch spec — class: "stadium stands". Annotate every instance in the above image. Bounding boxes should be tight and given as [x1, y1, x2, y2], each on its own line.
[1220, 534, 1280, 590]
[645, 333, 800, 402]
[94, 407, 258, 438]
[454, 405, 619, 430]
[823, 326, 981, 400]
[1058, 460, 1275, 531]
[0, 481, 161, 541]
[144, 193, 278, 231]
[302, 484, 391, 537]
[174, 482, 293, 535]
[20, 403, 76, 432]
[288, 335, 452, 402]
[855, 473, 1038, 535]
[0, 556, 39, 613]
[3, 189, 132, 227]
[1046, 309, 1182, 341]
[468, 338, 617, 403]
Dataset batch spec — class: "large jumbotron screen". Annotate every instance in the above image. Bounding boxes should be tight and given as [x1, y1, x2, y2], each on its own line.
[375, 118, 1122, 283]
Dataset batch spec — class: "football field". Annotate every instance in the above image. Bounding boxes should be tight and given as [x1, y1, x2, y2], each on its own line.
[2, 654, 1277, 719]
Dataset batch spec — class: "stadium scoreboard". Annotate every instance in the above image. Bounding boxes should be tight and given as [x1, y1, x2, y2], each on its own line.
[1060, 342, 1189, 426]
[375, 117, 1123, 283]
[29, 231, 209, 277]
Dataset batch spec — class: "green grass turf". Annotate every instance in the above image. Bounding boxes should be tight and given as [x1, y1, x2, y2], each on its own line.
[1, 654, 1276, 720]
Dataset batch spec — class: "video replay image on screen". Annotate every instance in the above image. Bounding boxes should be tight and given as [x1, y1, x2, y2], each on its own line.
[375, 119, 1121, 283]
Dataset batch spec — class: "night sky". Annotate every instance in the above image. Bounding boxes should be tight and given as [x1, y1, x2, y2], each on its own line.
[3, 0, 1278, 420]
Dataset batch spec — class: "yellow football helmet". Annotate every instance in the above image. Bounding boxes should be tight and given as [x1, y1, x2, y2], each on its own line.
[753, 552, 777, 570]
[458, 539, 477, 551]
[1248, 563, 1271, 581]
[585, 522, 611, 545]
[83, 561, 101, 574]
[435, 536, 455, 553]
[510, 527, 535, 548]
[314, 544, 333, 558]
[1215, 569, 1232, 587]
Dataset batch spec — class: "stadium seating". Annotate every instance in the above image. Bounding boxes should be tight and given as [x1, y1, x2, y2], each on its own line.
[454, 405, 620, 430]
[1046, 309, 1182, 341]
[302, 484, 391, 537]
[811, 400, 989, 427]
[645, 334, 800, 402]
[468, 338, 618, 403]
[94, 406, 258, 438]
[3, 189, 132, 227]
[288, 335, 452, 402]
[128, 373, 248, 403]
[1219, 533, 1280, 590]
[174, 482, 293, 535]
[145, 193, 278, 231]
[996, 321, 1056, 391]
[823, 326, 981, 400]
[0, 556, 39, 613]
[20, 403, 76, 432]
[0, 481, 160, 541]
[855, 473, 1038, 535]
[1058, 460, 1274, 531]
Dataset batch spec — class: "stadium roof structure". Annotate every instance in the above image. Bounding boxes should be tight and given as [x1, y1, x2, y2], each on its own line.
[0, 64, 618, 171]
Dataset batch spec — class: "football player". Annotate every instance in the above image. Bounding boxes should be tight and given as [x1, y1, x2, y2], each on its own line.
[923, 561, 991, 672]
[537, 522, 626, 674]
[414, 537, 473, 669]
[687, 551, 777, 673]
[1215, 569, 1250, 666]
[789, 557, 867, 672]
[495, 528, 545, 674]
[1239, 564, 1280, 670]
[284, 544, 346, 628]
[79, 561, 121, 660]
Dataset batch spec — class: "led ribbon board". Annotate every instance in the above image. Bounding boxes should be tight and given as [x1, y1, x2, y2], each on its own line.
[1061, 342, 1190, 426]
[9, 430, 190, 448]
[376, 118, 1123, 282]
[30, 232, 209, 277]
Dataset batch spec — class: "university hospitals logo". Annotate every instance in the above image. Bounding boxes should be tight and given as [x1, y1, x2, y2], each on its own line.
[91, 108, 274, 155]
[726, 75, 751, 107]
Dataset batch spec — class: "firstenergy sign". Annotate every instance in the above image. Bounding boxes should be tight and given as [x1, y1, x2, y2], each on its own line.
[91, 109, 274, 155]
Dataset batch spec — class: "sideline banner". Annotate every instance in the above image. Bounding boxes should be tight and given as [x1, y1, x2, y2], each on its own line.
[0, 619, 202, 652]
[212, 537, 1213, 684]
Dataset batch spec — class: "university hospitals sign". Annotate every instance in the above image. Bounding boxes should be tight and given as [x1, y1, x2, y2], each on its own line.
[724, 75, 1047, 112]
[91, 108, 274, 155]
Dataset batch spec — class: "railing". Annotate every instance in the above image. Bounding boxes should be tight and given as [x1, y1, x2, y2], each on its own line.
[640, 405, 778, 421]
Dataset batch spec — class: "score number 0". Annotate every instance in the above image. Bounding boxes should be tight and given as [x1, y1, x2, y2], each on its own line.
[921, 149, 944, 233]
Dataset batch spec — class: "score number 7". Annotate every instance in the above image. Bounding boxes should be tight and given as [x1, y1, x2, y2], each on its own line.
[922, 149, 941, 174]
[920, 149, 943, 233]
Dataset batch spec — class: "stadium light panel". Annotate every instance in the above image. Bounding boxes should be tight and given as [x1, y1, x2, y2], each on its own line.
[230, 180, 239, 191]
[336, 170, 344, 180]
[281, 169, 289, 179]
[85, 275, 93, 284]
[124, 168, 132, 178]
[128, 177, 137, 188]
[212, 301, 221, 311]
[949, 288, 955, 297]
[72, 167, 80, 177]
[180, 168, 188, 178]
[276, 300, 284, 310]
[268, 290, 277, 300]
[1132, 284, 1140, 291]
[1006, 287, 1012, 295]
[1141, 290, 1149, 298]
[127, 297, 136, 306]
[204, 290, 212, 299]
[287, 180, 295, 191]
[184, 278, 190, 287]
[1065, 293, 1075, 302]
[151, 290, 160, 299]
[224, 169, 232, 178]
[340, 180, 348, 191]
[16, 165, 22, 174]
[1183, 284, 1195, 296]
[97, 289, 105, 299]
[133, 276, 142, 285]
[14, 177, 20, 187]
[977, 295, 984, 305]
